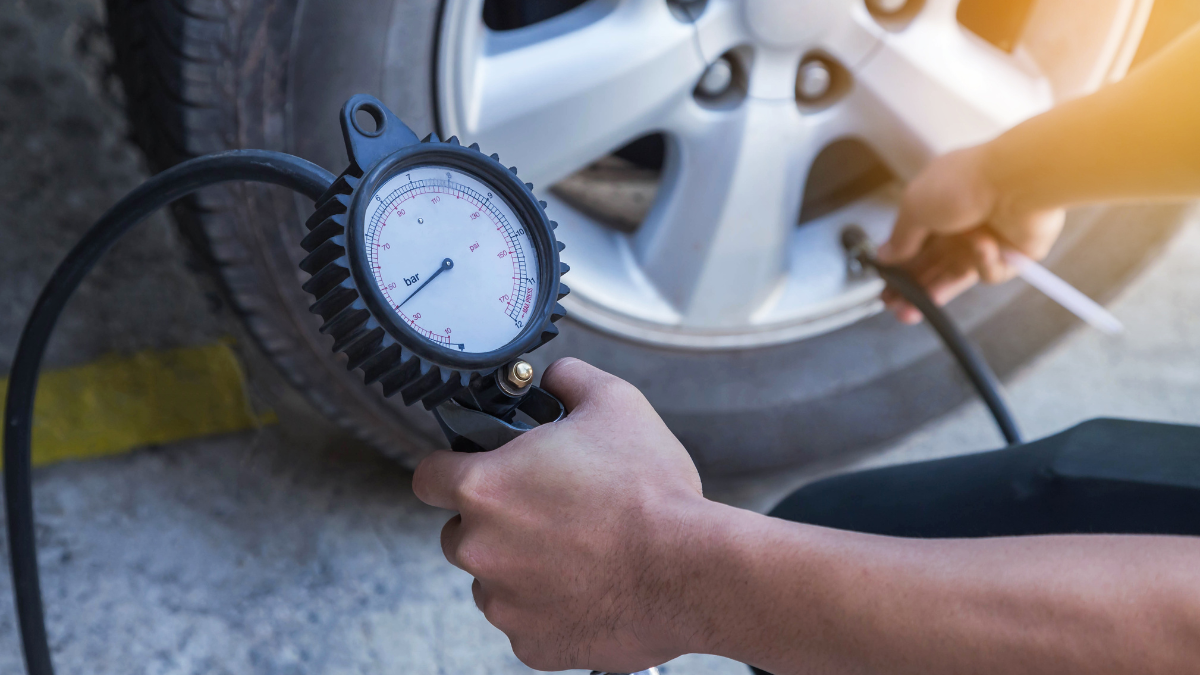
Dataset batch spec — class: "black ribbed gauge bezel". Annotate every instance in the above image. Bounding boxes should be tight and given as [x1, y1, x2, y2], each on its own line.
[348, 141, 562, 370]
[297, 96, 568, 410]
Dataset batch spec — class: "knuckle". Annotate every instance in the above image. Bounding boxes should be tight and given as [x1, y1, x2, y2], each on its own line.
[451, 466, 490, 512]
[478, 594, 511, 628]
[510, 639, 561, 672]
[479, 600, 543, 658]
[600, 378, 644, 406]
[455, 540, 493, 576]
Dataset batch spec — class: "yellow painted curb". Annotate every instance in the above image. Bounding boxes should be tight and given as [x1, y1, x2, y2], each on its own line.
[2, 341, 276, 468]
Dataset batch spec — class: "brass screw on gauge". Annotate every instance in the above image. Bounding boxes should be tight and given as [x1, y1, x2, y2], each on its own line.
[507, 360, 535, 389]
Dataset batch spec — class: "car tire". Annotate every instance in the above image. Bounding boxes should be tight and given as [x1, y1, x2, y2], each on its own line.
[104, 0, 1196, 475]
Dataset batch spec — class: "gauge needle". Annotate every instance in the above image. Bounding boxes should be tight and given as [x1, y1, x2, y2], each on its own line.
[399, 258, 454, 308]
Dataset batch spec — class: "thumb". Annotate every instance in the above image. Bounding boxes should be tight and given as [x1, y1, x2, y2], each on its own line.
[539, 358, 625, 413]
[879, 180, 937, 263]
[877, 213, 928, 264]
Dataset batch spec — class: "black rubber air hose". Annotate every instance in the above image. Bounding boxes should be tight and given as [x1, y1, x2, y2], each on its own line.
[841, 226, 1024, 446]
[4, 150, 336, 675]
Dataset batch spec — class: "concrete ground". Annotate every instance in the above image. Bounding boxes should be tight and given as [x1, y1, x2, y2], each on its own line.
[4, 0, 1200, 673]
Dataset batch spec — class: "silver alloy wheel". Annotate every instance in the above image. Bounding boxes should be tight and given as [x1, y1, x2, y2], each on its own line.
[437, 0, 1153, 349]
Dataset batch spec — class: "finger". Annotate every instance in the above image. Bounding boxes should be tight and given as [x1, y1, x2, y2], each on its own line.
[883, 293, 909, 315]
[888, 271, 974, 325]
[898, 308, 923, 325]
[914, 254, 954, 289]
[883, 276, 927, 324]
[472, 580, 517, 635]
[472, 578, 486, 613]
[879, 185, 937, 263]
[894, 259, 976, 322]
[440, 514, 467, 569]
[540, 357, 628, 413]
[969, 232, 1016, 285]
[892, 301, 924, 325]
[927, 266, 981, 307]
[905, 230, 979, 288]
[877, 221, 928, 265]
[412, 450, 479, 511]
[899, 236, 962, 292]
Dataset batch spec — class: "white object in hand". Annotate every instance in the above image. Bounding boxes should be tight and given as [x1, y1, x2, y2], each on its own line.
[1003, 250, 1124, 335]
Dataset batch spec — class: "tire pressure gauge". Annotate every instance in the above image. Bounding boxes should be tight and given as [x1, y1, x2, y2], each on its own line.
[299, 95, 569, 452]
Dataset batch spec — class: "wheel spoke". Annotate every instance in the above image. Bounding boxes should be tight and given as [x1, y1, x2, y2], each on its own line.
[633, 98, 838, 327]
[853, 15, 1053, 178]
[820, 3, 888, 69]
[688, 0, 752, 64]
[439, 0, 704, 188]
[747, 48, 803, 100]
[692, 0, 882, 76]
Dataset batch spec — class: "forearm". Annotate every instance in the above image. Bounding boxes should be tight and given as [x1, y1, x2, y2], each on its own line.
[678, 502, 1200, 675]
[984, 23, 1200, 215]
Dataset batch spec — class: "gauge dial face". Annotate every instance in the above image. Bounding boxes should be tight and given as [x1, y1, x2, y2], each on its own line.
[363, 165, 541, 354]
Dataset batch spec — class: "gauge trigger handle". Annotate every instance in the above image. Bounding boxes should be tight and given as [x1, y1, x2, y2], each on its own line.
[432, 386, 565, 453]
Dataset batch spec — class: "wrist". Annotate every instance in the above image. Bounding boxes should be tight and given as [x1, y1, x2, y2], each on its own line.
[635, 497, 740, 657]
[648, 499, 787, 658]
[653, 503, 862, 671]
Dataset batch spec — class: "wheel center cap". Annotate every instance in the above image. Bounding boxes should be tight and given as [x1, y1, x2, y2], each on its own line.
[742, 0, 841, 48]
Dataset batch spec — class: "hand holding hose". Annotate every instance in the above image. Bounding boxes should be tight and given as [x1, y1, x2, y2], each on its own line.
[878, 22, 1200, 323]
[876, 145, 1065, 324]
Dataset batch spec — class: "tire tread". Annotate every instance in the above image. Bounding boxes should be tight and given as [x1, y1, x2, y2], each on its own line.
[104, 0, 435, 459]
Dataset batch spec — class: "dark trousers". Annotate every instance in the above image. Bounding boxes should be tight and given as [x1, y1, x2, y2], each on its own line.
[749, 418, 1200, 675]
